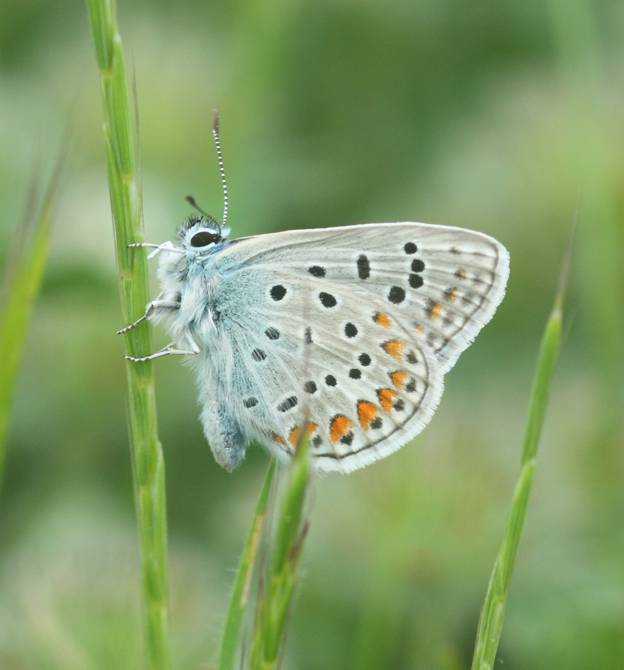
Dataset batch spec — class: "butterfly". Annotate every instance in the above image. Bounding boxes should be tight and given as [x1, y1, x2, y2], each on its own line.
[121, 113, 509, 474]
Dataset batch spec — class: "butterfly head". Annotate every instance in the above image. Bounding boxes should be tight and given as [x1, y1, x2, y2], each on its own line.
[179, 215, 230, 257]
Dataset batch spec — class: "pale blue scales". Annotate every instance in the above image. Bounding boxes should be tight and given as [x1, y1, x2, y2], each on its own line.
[121, 114, 510, 474]
[125, 218, 509, 474]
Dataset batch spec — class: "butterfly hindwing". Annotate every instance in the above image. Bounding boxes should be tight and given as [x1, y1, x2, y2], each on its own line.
[216, 279, 439, 472]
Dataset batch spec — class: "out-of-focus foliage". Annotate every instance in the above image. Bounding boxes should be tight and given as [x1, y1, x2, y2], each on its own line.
[0, 1, 622, 669]
[0, 164, 57, 489]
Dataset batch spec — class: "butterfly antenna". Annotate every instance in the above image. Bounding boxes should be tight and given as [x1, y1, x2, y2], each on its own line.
[212, 109, 229, 229]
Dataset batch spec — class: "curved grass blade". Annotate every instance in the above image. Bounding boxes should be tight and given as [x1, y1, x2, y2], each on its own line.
[218, 459, 277, 670]
[0, 157, 63, 491]
[84, 1, 170, 667]
[470, 250, 569, 670]
[251, 438, 313, 670]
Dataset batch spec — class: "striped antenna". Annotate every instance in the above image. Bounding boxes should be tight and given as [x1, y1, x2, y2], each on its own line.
[212, 109, 229, 228]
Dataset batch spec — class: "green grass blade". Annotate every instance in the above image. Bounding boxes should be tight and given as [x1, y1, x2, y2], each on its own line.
[84, 1, 170, 667]
[470, 264, 566, 670]
[272, 439, 311, 577]
[0, 165, 61, 490]
[218, 459, 277, 670]
[251, 439, 313, 670]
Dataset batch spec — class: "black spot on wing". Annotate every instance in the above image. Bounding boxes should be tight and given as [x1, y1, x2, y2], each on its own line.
[409, 274, 424, 288]
[357, 254, 370, 279]
[252, 348, 267, 362]
[344, 322, 358, 338]
[277, 396, 298, 412]
[319, 292, 337, 308]
[270, 285, 287, 301]
[265, 327, 280, 340]
[359, 353, 371, 366]
[341, 432, 354, 446]
[388, 286, 406, 304]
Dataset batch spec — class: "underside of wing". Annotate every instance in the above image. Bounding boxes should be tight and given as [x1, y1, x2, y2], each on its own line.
[225, 222, 510, 373]
[210, 222, 508, 472]
[213, 277, 444, 473]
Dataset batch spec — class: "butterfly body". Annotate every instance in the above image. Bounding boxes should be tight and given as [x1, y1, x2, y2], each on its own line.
[144, 218, 509, 474]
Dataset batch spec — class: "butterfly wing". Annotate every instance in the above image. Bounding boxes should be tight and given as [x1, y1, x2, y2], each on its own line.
[227, 222, 509, 372]
[208, 222, 509, 473]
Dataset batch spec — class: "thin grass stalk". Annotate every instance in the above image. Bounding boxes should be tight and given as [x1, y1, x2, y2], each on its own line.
[84, 1, 170, 667]
[218, 459, 277, 670]
[251, 439, 312, 670]
[0, 163, 61, 490]
[470, 259, 568, 670]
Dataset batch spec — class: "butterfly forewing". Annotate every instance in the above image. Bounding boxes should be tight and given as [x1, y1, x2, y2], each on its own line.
[214, 222, 508, 473]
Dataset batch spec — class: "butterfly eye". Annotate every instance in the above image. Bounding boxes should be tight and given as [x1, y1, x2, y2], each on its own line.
[190, 230, 220, 247]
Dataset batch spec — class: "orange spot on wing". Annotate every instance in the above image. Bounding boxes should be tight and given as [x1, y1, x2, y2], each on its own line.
[429, 303, 443, 320]
[271, 433, 287, 446]
[288, 422, 319, 448]
[329, 415, 353, 444]
[288, 427, 300, 447]
[446, 287, 458, 303]
[381, 339, 404, 361]
[357, 401, 379, 431]
[373, 312, 393, 328]
[377, 388, 399, 413]
[390, 370, 408, 389]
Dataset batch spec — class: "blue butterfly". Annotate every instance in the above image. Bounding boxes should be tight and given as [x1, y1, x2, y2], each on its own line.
[121, 113, 509, 474]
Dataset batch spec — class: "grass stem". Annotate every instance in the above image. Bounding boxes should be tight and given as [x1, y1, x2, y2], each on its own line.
[251, 440, 313, 670]
[470, 255, 568, 670]
[84, 1, 170, 667]
[218, 460, 277, 670]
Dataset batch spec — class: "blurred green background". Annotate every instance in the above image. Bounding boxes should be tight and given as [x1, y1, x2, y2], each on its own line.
[1, 1, 623, 668]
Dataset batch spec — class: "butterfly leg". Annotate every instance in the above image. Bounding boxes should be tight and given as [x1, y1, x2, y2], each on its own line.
[125, 342, 198, 363]
[125, 329, 200, 362]
[116, 298, 180, 335]
[128, 241, 185, 259]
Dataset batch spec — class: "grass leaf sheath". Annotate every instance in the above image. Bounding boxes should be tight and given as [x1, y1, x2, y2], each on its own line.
[470, 259, 567, 670]
[84, 1, 170, 667]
